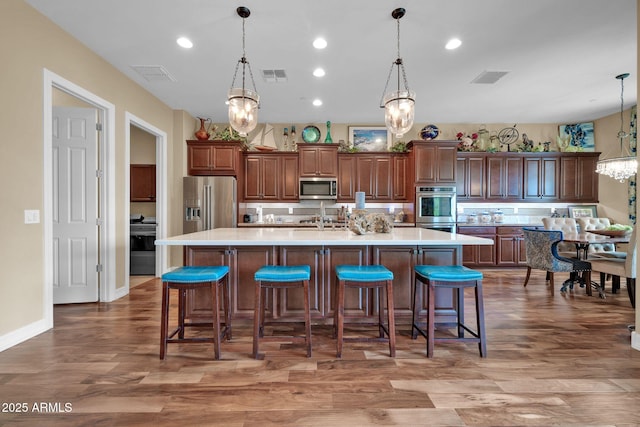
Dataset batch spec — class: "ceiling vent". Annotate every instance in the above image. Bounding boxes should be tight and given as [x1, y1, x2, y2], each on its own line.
[130, 65, 176, 82]
[261, 69, 288, 83]
[471, 70, 509, 84]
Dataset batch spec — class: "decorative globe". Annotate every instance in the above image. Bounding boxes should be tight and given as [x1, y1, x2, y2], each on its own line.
[420, 124, 439, 140]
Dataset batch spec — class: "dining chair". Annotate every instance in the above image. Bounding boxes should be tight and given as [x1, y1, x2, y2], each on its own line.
[589, 227, 636, 307]
[576, 217, 627, 259]
[522, 228, 592, 295]
[541, 217, 579, 257]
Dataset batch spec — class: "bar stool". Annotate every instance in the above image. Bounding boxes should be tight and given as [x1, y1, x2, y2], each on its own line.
[334, 265, 395, 358]
[160, 265, 231, 360]
[253, 265, 312, 359]
[412, 265, 486, 357]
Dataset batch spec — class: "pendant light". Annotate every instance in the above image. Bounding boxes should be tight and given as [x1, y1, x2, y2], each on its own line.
[595, 73, 638, 182]
[380, 7, 415, 139]
[228, 6, 259, 137]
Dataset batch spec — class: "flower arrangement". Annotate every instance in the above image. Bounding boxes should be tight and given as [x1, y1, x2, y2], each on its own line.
[456, 132, 478, 151]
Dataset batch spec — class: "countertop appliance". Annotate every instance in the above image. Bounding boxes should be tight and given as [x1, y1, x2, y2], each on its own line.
[130, 215, 157, 275]
[183, 176, 237, 233]
[416, 185, 457, 232]
[299, 177, 337, 200]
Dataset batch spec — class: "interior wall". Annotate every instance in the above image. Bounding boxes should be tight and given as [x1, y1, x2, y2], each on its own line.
[130, 125, 157, 219]
[0, 1, 175, 338]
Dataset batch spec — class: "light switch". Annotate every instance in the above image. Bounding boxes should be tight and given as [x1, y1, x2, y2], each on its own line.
[24, 209, 40, 224]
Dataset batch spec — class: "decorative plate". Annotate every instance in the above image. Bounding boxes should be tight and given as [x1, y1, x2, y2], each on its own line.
[302, 125, 321, 143]
[420, 124, 439, 140]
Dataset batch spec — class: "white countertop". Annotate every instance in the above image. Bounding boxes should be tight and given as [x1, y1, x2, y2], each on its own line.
[155, 227, 494, 247]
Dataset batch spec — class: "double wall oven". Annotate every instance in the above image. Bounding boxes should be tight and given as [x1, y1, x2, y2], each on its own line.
[416, 186, 457, 232]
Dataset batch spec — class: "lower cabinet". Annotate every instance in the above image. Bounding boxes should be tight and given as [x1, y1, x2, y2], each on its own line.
[182, 244, 461, 325]
[458, 226, 526, 267]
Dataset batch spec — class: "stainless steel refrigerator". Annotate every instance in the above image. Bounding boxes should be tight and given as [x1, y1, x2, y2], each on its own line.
[183, 176, 237, 233]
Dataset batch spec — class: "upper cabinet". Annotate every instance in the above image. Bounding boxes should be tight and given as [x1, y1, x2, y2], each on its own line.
[242, 152, 299, 201]
[130, 164, 156, 202]
[298, 143, 338, 177]
[187, 140, 242, 176]
[408, 141, 457, 184]
[455, 151, 599, 203]
[337, 153, 409, 202]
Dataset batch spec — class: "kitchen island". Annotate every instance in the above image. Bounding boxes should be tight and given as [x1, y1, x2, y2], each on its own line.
[155, 227, 493, 325]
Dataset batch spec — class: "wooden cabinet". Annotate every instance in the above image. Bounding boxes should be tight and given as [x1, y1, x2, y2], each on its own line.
[458, 226, 497, 267]
[130, 164, 156, 202]
[456, 154, 485, 200]
[242, 152, 299, 201]
[496, 227, 527, 266]
[523, 156, 559, 200]
[187, 140, 242, 176]
[409, 141, 457, 184]
[337, 153, 409, 202]
[486, 156, 523, 199]
[559, 154, 599, 202]
[243, 153, 280, 200]
[298, 143, 338, 177]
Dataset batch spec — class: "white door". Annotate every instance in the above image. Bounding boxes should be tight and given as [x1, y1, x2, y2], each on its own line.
[52, 107, 99, 303]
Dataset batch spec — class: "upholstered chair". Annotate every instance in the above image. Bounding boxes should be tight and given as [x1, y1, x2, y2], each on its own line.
[589, 227, 636, 307]
[522, 228, 592, 295]
[542, 217, 578, 257]
[576, 217, 626, 259]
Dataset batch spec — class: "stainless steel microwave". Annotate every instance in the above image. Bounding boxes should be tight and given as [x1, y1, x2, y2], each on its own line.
[299, 177, 337, 200]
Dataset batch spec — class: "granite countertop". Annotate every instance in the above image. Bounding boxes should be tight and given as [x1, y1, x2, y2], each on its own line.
[155, 227, 494, 247]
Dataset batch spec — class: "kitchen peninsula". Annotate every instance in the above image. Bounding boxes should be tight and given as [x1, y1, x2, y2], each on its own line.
[156, 227, 493, 326]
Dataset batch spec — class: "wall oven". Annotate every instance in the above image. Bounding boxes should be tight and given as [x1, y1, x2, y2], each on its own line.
[416, 186, 457, 231]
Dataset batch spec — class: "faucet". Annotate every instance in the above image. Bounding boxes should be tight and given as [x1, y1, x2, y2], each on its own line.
[318, 201, 325, 230]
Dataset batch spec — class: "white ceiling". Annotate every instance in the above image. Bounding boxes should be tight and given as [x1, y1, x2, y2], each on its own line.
[27, 0, 637, 125]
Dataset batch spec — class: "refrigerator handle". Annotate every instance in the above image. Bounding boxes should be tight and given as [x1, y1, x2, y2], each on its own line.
[204, 184, 212, 230]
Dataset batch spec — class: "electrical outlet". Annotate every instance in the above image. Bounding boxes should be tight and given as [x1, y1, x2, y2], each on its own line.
[24, 209, 40, 224]
[288, 207, 293, 214]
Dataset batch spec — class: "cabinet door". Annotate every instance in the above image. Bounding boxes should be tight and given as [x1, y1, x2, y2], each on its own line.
[231, 246, 277, 319]
[496, 227, 526, 266]
[337, 155, 356, 201]
[373, 156, 392, 200]
[243, 155, 262, 200]
[356, 155, 375, 197]
[243, 154, 280, 200]
[299, 147, 319, 176]
[317, 147, 338, 176]
[188, 144, 214, 175]
[456, 155, 485, 200]
[414, 144, 456, 183]
[299, 145, 338, 177]
[415, 145, 437, 182]
[486, 156, 523, 199]
[260, 156, 280, 200]
[210, 145, 238, 172]
[524, 157, 559, 200]
[183, 246, 230, 321]
[280, 154, 299, 200]
[279, 246, 324, 319]
[414, 246, 461, 324]
[560, 156, 599, 201]
[372, 246, 416, 318]
[130, 164, 156, 202]
[187, 141, 240, 176]
[393, 155, 409, 200]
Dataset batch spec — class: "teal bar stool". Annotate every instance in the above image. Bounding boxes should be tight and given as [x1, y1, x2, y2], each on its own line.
[253, 265, 312, 359]
[160, 265, 231, 360]
[412, 265, 486, 358]
[334, 265, 396, 358]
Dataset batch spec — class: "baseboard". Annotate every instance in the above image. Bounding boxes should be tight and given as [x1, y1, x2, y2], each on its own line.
[0, 318, 51, 353]
[112, 284, 130, 301]
[632, 330, 640, 351]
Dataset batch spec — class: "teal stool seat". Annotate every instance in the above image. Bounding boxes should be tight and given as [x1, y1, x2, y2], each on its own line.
[415, 265, 482, 282]
[335, 265, 394, 282]
[412, 265, 486, 358]
[255, 265, 310, 282]
[334, 265, 396, 358]
[253, 265, 312, 359]
[160, 266, 231, 360]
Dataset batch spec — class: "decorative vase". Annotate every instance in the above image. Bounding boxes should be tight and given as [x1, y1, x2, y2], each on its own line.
[195, 117, 211, 141]
[324, 121, 333, 143]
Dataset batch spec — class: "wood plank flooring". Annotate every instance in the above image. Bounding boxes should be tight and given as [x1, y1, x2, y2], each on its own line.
[0, 269, 639, 426]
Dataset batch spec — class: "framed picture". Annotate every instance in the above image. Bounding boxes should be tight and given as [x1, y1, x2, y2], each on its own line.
[559, 122, 595, 151]
[348, 126, 391, 152]
[568, 205, 598, 219]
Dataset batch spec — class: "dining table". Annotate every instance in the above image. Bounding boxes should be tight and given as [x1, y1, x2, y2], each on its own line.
[561, 231, 630, 297]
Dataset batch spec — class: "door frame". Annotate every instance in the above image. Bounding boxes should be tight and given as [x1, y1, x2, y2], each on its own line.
[43, 69, 116, 325]
[124, 112, 168, 286]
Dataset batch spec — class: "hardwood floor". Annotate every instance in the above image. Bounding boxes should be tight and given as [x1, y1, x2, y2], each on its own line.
[1, 269, 639, 426]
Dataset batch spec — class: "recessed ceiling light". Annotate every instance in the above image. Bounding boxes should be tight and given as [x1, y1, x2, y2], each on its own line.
[313, 68, 326, 77]
[312, 99, 323, 106]
[313, 38, 327, 49]
[177, 37, 193, 49]
[445, 38, 462, 50]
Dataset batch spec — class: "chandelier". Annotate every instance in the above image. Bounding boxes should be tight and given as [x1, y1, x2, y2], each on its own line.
[380, 8, 415, 139]
[228, 6, 259, 137]
[595, 73, 638, 182]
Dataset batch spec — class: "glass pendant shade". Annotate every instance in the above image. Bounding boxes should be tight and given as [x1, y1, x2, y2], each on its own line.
[228, 87, 259, 137]
[595, 73, 637, 182]
[383, 89, 415, 138]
